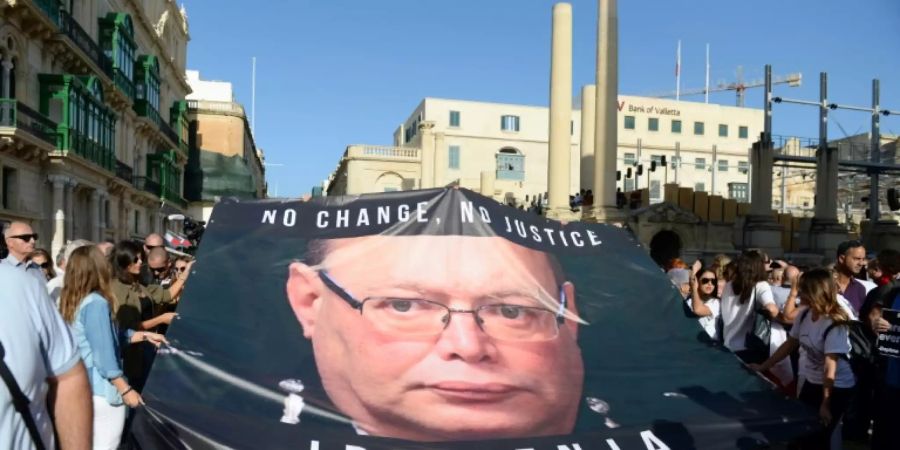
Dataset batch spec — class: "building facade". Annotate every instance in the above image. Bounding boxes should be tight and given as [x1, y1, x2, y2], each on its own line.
[184, 70, 265, 222]
[326, 96, 762, 206]
[0, 0, 190, 259]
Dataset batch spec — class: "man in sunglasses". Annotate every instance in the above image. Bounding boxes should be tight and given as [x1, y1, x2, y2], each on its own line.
[1, 221, 45, 284]
[286, 235, 584, 441]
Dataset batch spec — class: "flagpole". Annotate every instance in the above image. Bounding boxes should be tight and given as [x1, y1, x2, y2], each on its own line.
[705, 43, 710, 104]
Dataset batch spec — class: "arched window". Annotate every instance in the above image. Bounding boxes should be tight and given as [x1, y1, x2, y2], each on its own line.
[496, 147, 525, 181]
[375, 172, 404, 192]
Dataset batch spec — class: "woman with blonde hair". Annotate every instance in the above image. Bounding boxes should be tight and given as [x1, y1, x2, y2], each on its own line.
[59, 245, 166, 449]
[751, 268, 855, 449]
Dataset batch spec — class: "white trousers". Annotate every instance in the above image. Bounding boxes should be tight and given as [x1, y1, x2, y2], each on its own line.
[92, 396, 126, 450]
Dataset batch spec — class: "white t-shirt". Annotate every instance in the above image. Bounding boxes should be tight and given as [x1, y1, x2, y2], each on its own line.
[790, 307, 855, 388]
[771, 285, 792, 310]
[858, 278, 877, 294]
[721, 281, 775, 352]
[687, 297, 721, 340]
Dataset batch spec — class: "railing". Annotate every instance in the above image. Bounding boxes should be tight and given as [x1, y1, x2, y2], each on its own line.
[31, 0, 62, 26]
[112, 68, 135, 100]
[134, 99, 162, 128]
[186, 99, 245, 116]
[0, 99, 59, 146]
[59, 9, 112, 77]
[159, 119, 180, 148]
[161, 190, 187, 208]
[773, 134, 894, 164]
[133, 176, 160, 196]
[115, 160, 133, 184]
[348, 145, 420, 160]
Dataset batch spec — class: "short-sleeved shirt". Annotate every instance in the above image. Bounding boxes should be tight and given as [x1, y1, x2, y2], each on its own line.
[0, 265, 80, 449]
[687, 297, 721, 340]
[720, 281, 775, 352]
[790, 306, 855, 388]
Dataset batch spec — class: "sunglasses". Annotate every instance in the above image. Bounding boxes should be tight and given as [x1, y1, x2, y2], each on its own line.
[174, 266, 187, 272]
[699, 278, 716, 285]
[145, 244, 164, 250]
[150, 266, 168, 274]
[9, 233, 38, 242]
[38, 262, 51, 269]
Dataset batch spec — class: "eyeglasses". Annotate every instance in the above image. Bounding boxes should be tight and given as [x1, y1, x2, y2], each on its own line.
[9, 234, 38, 242]
[145, 244, 164, 250]
[150, 266, 168, 274]
[318, 270, 567, 342]
[699, 278, 716, 285]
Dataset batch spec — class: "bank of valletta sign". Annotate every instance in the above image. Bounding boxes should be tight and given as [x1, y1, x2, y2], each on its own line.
[617, 100, 681, 117]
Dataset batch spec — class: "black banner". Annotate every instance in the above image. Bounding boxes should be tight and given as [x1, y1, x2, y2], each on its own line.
[877, 309, 900, 359]
[131, 188, 817, 449]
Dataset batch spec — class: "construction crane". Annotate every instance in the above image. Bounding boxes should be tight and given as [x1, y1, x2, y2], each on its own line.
[649, 67, 802, 107]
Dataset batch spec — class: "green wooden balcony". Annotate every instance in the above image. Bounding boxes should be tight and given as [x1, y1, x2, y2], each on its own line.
[0, 98, 59, 146]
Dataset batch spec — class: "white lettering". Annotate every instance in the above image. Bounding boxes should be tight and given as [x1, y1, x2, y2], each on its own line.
[514, 220, 527, 238]
[605, 439, 622, 450]
[262, 210, 277, 224]
[570, 231, 584, 247]
[530, 225, 542, 242]
[543, 228, 556, 245]
[356, 208, 370, 227]
[460, 201, 474, 223]
[345, 446, 366, 450]
[316, 211, 329, 228]
[309, 441, 319, 450]
[587, 230, 602, 246]
[283, 209, 297, 227]
[478, 206, 491, 223]
[557, 445, 582, 450]
[336, 209, 349, 228]
[504, 216, 513, 233]
[558, 229, 569, 246]
[640, 430, 671, 450]
[377, 206, 390, 224]
[416, 202, 428, 223]
[398, 204, 410, 221]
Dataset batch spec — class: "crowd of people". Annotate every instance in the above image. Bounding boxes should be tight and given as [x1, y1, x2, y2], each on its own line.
[1, 221, 193, 449]
[667, 242, 900, 449]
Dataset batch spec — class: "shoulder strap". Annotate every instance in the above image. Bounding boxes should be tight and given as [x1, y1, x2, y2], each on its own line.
[0, 341, 47, 450]
[799, 307, 810, 324]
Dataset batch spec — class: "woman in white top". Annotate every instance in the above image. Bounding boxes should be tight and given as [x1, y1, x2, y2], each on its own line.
[688, 267, 721, 341]
[718, 251, 782, 361]
[750, 268, 855, 450]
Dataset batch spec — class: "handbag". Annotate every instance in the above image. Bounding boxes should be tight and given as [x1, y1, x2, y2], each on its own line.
[743, 287, 772, 364]
[0, 340, 47, 450]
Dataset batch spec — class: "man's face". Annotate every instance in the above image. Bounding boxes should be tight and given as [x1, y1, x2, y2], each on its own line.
[287, 236, 583, 441]
[144, 234, 164, 253]
[149, 256, 170, 280]
[4, 223, 36, 259]
[839, 246, 866, 275]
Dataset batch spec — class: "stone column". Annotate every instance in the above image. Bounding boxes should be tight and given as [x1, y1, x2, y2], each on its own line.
[579, 84, 596, 192]
[65, 180, 77, 240]
[433, 131, 446, 187]
[590, 0, 626, 223]
[480, 170, 496, 199]
[90, 190, 101, 242]
[49, 175, 67, 260]
[1, 58, 13, 98]
[546, 3, 573, 220]
[418, 121, 436, 189]
[744, 137, 785, 257]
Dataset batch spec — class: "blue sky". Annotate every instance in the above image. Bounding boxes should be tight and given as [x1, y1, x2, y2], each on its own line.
[183, 0, 900, 198]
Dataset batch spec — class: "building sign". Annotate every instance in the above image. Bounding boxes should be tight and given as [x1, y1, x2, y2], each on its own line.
[131, 188, 817, 449]
[617, 100, 681, 117]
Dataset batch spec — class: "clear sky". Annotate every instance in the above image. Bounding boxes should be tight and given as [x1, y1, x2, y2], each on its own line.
[183, 0, 900, 198]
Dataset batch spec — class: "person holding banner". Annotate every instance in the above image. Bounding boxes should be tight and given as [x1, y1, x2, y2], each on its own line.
[750, 269, 855, 450]
[286, 234, 584, 441]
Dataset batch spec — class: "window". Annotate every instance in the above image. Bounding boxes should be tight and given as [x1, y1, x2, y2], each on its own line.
[694, 182, 706, 192]
[648, 117, 659, 131]
[694, 121, 705, 135]
[671, 156, 681, 168]
[501, 115, 520, 132]
[624, 115, 635, 130]
[624, 179, 635, 192]
[694, 157, 706, 170]
[496, 149, 524, 180]
[718, 124, 728, 137]
[650, 155, 663, 169]
[448, 145, 460, 169]
[650, 180, 661, 200]
[623, 152, 636, 166]
[449, 110, 460, 127]
[1, 167, 17, 210]
[133, 209, 140, 235]
[739, 126, 749, 139]
[671, 119, 682, 133]
[718, 159, 729, 172]
[738, 161, 749, 174]
[728, 182, 748, 201]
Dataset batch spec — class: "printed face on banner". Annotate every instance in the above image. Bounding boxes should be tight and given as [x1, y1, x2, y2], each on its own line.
[286, 235, 584, 441]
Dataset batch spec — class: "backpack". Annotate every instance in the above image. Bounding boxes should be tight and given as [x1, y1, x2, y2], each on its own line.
[742, 286, 772, 364]
[797, 308, 873, 379]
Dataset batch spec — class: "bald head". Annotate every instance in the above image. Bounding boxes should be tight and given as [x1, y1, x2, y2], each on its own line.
[148, 246, 169, 265]
[3, 221, 36, 261]
[144, 233, 164, 248]
[784, 265, 800, 286]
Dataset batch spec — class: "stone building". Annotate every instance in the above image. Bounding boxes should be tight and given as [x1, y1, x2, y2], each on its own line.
[184, 70, 266, 222]
[0, 0, 190, 259]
